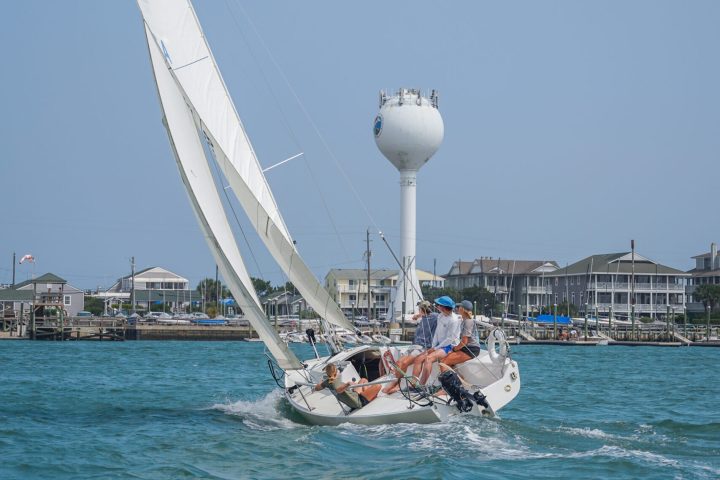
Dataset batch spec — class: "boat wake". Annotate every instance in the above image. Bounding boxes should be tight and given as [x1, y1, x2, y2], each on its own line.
[211, 390, 300, 431]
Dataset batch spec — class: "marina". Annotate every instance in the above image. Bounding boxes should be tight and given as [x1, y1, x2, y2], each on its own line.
[2, 314, 718, 347]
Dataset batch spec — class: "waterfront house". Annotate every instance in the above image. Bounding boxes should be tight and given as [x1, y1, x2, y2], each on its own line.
[686, 242, 720, 314]
[100, 266, 199, 313]
[445, 258, 559, 316]
[324, 268, 443, 319]
[0, 273, 84, 322]
[547, 253, 688, 320]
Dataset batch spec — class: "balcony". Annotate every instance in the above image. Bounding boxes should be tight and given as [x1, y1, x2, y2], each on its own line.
[593, 282, 684, 292]
[593, 303, 685, 313]
[522, 286, 553, 295]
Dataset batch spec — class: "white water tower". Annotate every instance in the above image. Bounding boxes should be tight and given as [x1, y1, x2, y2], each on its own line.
[374, 88, 444, 317]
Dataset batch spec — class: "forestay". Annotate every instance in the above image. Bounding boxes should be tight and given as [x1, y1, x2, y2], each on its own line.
[137, 0, 353, 332]
[141, 11, 301, 370]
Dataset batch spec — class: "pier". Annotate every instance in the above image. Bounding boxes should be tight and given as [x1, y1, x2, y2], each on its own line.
[0, 315, 718, 347]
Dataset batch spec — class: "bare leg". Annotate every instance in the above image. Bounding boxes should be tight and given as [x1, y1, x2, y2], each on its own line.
[442, 350, 472, 368]
[382, 354, 418, 394]
[360, 383, 382, 402]
[419, 350, 447, 385]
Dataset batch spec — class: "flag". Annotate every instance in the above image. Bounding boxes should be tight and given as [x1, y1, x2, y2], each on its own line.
[19, 254, 34, 264]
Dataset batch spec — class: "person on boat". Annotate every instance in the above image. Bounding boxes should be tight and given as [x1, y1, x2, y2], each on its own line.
[409, 296, 462, 386]
[314, 363, 381, 411]
[441, 300, 482, 368]
[413, 300, 439, 348]
[381, 300, 438, 394]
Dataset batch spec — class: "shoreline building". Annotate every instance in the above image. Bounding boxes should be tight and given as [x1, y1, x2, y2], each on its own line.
[325, 268, 444, 319]
[547, 253, 688, 320]
[686, 242, 720, 314]
[100, 266, 199, 313]
[0, 273, 85, 324]
[445, 259, 559, 316]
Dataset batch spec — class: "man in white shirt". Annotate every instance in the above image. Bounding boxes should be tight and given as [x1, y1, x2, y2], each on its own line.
[409, 296, 462, 386]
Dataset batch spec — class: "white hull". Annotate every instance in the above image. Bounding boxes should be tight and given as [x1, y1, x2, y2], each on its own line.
[284, 342, 520, 426]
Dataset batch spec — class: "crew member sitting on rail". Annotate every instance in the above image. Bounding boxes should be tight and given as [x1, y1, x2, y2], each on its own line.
[315, 363, 381, 411]
[381, 300, 438, 394]
[441, 300, 482, 368]
[410, 296, 462, 386]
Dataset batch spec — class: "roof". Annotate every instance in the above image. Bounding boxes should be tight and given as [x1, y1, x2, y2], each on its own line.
[12, 272, 68, 289]
[686, 268, 720, 277]
[131, 289, 201, 302]
[548, 253, 688, 276]
[107, 267, 189, 292]
[326, 269, 398, 281]
[447, 259, 559, 276]
[0, 289, 34, 301]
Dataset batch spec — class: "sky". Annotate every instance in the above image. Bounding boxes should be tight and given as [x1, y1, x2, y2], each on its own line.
[1, 1, 719, 290]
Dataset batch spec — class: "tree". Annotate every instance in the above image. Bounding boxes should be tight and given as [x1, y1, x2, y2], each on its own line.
[555, 301, 579, 318]
[251, 277, 272, 297]
[273, 281, 297, 295]
[195, 278, 230, 303]
[458, 286, 497, 316]
[694, 284, 720, 312]
[83, 296, 105, 315]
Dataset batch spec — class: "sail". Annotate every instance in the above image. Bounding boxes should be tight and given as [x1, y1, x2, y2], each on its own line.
[137, 0, 354, 332]
[142, 21, 302, 370]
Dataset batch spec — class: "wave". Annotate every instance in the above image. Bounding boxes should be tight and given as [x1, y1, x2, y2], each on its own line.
[210, 390, 301, 431]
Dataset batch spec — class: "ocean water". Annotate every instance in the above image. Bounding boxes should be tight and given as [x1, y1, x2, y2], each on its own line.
[0, 341, 718, 480]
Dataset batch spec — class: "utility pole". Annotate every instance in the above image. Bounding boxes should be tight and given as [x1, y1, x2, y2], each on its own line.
[12, 252, 16, 286]
[130, 256, 136, 314]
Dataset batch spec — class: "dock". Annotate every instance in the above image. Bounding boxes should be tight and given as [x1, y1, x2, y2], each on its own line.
[1, 316, 718, 347]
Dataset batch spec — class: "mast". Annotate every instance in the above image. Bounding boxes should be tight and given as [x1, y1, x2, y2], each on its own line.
[140, 0, 353, 332]
[366, 229, 371, 320]
[139, 9, 301, 369]
[631, 239, 636, 340]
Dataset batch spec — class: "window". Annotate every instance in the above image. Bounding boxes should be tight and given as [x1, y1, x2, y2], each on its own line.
[555, 278, 558, 286]
[64, 295, 71, 306]
[570, 277, 574, 285]
[349, 294, 356, 302]
[349, 279, 355, 287]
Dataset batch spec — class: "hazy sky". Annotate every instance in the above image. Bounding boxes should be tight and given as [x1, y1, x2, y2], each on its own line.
[2, 1, 718, 290]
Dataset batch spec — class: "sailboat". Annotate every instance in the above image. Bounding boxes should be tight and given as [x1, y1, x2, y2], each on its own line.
[137, 0, 520, 425]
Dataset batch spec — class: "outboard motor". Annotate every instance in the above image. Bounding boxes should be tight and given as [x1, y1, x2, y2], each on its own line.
[306, 328, 320, 359]
[438, 370, 490, 412]
[305, 328, 317, 345]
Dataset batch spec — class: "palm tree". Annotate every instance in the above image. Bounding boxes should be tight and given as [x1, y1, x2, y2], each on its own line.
[694, 284, 720, 312]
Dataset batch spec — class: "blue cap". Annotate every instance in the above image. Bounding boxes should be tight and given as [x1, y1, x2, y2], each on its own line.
[434, 296, 455, 309]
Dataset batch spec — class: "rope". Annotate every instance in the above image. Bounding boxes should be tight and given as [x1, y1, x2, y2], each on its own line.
[222, 0, 350, 259]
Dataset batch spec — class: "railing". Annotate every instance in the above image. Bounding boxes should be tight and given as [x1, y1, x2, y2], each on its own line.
[593, 303, 686, 313]
[522, 286, 553, 294]
[593, 282, 684, 291]
[504, 320, 717, 343]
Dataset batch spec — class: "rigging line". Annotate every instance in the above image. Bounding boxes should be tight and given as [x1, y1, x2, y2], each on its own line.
[203, 120, 266, 281]
[172, 56, 209, 71]
[263, 152, 304, 173]
[222, 0, 349, 260]
[378, 232, 423, 302]
[225, 1, 381, 235]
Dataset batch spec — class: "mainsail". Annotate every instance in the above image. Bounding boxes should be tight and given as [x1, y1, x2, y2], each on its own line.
[141, 11, 301, 370]
[137, 0, 354, 332]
